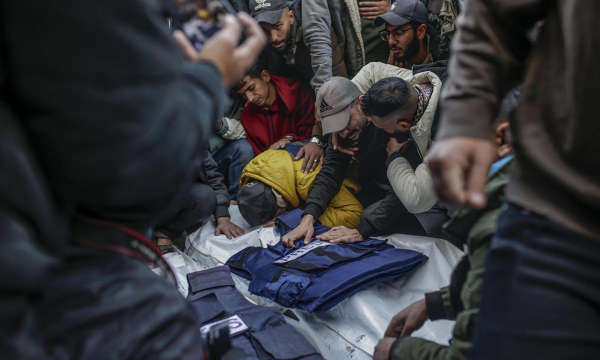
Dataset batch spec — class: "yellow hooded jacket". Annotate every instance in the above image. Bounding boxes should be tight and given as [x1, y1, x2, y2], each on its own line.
[240, 150, 363, 228]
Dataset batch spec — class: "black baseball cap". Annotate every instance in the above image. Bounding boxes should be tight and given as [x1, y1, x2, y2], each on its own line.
[237, 181, 278, 226]
[374, 0, 428, 27]
[249, 0, 288, 25]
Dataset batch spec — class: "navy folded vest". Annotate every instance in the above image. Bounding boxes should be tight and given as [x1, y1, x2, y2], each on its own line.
[226, 209, 428, 313]
[186, 266, 323, 359]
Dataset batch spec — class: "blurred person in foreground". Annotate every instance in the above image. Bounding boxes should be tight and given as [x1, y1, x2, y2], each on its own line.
[428, 0, 600, 358]
[0, 0, 265, 358]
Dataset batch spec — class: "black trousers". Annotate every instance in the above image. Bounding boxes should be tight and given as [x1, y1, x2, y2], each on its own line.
[158, 182, 216, 239]
[356, 179, 427, 237]
[471, 202, 600, 359]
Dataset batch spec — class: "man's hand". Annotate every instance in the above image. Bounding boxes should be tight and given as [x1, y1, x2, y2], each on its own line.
[215, 217, 245, 239]
[173, 13, 266, 87]
[386, 137, 411, 157]
[295, 142, 324, 174]
[268, 138, 292, 150]
[332, 132, 359, 156]
[281, 214, 315, 247]
[373, 338, 397, 360]
[428, 137, 496, 209]
[359, 0, 391, 20]
[316, 226, 363, 244]
[385, 298, 427, 337]
[387, 50, 405, 68]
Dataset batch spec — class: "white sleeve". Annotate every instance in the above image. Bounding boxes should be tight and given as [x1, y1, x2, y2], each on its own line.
[387, 156, 438, 213]
[221, 117, 246, 140]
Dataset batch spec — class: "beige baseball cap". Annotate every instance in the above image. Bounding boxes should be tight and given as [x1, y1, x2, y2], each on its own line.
[316, 77, 362, 135]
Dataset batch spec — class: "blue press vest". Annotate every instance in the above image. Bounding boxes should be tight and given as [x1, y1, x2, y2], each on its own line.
[226, 209, 428, 313]
[186, 266, 323, 359]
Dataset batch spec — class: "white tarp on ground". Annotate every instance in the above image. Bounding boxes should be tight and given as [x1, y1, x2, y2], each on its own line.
[161, 206, 464, 359]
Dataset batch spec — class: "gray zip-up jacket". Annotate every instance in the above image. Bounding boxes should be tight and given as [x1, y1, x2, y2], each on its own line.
[302, 0, 365, 91]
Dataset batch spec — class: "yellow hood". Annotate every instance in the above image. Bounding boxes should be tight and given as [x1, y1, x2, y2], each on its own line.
[241, 150, 363, 229]
[240, 150, 301, 207]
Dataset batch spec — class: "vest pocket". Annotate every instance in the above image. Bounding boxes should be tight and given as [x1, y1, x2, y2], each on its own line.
[250, 324, 320, 359]
[190, 293, 227, 324]
[187, 265, 235, 293]
[254, 271, 311, 308]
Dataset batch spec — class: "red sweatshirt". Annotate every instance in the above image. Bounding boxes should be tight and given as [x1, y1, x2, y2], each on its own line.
[241, 75, 315, 156]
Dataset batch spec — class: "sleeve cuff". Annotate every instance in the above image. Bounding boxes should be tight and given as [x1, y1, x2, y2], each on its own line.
[425, 291, 448, 320]
[440, 285, 457, 320]
[214, 204, 230, 219]
[303, 202, 323, 220]
[389, 337, 407, 360]
[356, 221, 376, 239]
[216, 117, 229, 136]
[386, 151, 406, 167]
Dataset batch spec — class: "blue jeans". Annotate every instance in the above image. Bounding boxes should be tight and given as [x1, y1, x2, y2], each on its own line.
[213, 139, 254, 200]
[471, 202, 600, 359]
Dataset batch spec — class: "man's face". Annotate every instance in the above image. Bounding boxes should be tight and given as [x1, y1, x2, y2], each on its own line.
[237, 72, 272, 107]
[386, 23, 420, 63]
[260, 9, 294, 53]
[336, 103, 369, 142]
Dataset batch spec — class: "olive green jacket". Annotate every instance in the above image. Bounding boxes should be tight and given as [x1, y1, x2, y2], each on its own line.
[390, 158, 513, 360]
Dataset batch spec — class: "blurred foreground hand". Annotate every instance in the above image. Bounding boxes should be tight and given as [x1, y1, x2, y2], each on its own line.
[428, 137, 495, 209]
[173, 13, 266, 87]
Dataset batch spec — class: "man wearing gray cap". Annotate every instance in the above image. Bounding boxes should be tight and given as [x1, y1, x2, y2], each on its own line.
[375, 0, 433, 69]
[282, 76, 427, 246]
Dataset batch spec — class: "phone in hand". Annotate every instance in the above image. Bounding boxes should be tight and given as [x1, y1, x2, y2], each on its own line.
[171, 0, 239, 51]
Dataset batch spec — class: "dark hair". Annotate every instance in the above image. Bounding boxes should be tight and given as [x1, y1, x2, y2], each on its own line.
[361, 77, 413, 118]
[244, 61, 265, 80]
[232, 56, 268, 91]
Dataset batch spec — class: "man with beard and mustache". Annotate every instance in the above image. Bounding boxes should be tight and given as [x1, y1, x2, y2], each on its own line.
[249, 0, 347, 92]
[281, 63, 442, 246]
[374, 0, 433, 69]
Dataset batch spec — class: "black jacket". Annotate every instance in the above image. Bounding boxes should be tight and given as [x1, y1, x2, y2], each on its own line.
[199, 151, 231, 219]
[303, 123, 422, 238]
[1, 0, 226, 357]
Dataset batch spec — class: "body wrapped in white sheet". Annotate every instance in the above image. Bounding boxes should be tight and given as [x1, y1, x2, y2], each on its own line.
[160, 206, 464, 359]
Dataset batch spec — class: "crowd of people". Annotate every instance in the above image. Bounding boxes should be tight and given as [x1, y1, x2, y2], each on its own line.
[2, 0, 599, 359]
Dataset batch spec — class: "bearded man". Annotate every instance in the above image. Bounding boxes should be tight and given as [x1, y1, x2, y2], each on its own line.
[375, 0, 434, 69]
[249, 0, 348, 91]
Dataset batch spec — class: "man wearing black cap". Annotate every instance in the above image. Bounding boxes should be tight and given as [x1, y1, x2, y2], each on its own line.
[249, 0, 347, 91]
[375, 0, 433, 69]
[237, 181, 286, 227]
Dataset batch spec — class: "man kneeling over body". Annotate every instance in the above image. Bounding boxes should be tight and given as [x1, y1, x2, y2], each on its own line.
[281, 63, 442, 246]
[363, 76, 450, 238]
